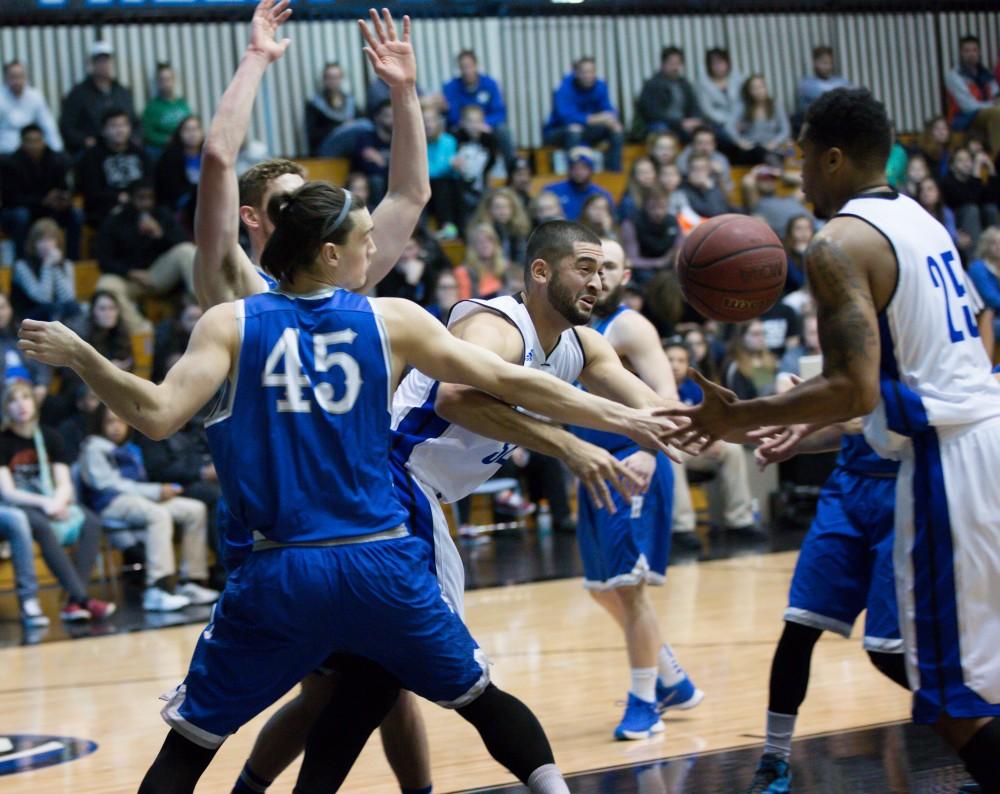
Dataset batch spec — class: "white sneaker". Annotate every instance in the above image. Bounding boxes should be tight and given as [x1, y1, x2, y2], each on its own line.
[21, 598, 50, 628]
[143, 587, 191, 612]
[176, 582, 220, 606]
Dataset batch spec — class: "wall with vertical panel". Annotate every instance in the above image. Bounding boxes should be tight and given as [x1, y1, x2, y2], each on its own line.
[3, 13, 997, 158]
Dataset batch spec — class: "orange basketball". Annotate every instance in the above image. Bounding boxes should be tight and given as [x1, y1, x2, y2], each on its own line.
[677, 214, 787, 322]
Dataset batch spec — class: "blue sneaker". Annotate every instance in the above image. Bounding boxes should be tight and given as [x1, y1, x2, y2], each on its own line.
[655, 675, 704, 713]
[744, 753, 791, 793]
[613, 693, 665, 740]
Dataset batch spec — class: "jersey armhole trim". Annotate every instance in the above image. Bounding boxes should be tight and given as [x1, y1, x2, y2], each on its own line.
[368, 298, 395, 409]
[448, 299, 527, 365]
[832, 212, 900, 316]
[205, 299, 245, 428]
[572, 327, 588, 370]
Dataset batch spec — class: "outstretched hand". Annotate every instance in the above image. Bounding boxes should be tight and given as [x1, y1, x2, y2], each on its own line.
[249, 0, 292, 63]
[359, 9, 416, 89]
[748, 424, 812, 469]
[18, 319, 84, 368]
[661, 369, 740, 446]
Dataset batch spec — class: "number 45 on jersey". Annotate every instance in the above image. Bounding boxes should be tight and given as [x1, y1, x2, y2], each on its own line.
[263, 328, 363, 414]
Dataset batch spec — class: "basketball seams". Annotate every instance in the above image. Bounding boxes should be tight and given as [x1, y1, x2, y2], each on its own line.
[682, 243, 787, 271]
[679, 215, 730, 269]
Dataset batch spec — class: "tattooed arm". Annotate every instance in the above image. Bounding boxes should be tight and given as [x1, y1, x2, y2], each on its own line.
[668, 217, 886, 439]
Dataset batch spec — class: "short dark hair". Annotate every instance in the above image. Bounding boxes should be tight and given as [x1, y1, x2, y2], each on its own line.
[705, 47, 729, 73]
[457, 49, 477, 63]
[524, 220, 601, 284]
[3, 60, 21, 75]
[238, 158, 306, 209]
[324, 61, 341, 71]
[692, 125, 715, 140]
[661, 46, 683, 63]
[573, 55, 596, 70]
[802, 87, 892, 170]
[960, 34, 980, 47]
[260, 181, 365, 284]
[812, 45, 834, 60]
[101, 108, 129, 127]
[19, 123, 43, 138]
[155, 61, 172, 73]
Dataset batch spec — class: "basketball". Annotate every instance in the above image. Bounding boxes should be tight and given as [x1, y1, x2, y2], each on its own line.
[677, 214, 788, 323]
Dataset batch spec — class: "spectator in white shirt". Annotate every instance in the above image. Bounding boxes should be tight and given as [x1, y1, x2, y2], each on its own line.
[0, 61, 63, 155]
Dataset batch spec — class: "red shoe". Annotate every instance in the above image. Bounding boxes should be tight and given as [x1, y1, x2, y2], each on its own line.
[59, 602, 92, 622]
[85, 598, 117, 621]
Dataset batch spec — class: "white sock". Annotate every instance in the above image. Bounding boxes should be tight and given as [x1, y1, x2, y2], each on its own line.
[630, 666, 657, 703]
[527, 763, 570, 794]
[657, 643, 685, 686]
[763, 710, 796, 760]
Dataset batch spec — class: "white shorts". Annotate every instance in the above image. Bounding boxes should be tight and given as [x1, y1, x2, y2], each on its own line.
[894, 418, 1000, 723]
[401, 470, 467, 618]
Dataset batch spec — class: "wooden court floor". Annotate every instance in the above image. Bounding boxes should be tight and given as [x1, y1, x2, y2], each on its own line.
[0, 550, 912, 792]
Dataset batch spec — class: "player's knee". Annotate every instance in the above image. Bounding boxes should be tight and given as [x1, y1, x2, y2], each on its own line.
[614, 583, 647, 612]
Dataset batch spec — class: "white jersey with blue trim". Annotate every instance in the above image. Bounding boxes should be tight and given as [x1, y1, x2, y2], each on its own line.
[837, 192, 1000, 456]
[391, 294, 586, 502]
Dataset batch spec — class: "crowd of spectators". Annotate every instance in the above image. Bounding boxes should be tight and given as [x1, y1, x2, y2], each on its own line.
[0, 26, 998, 627]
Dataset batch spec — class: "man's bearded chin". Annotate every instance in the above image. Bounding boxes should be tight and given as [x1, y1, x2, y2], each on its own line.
[594, 283, 625, 317]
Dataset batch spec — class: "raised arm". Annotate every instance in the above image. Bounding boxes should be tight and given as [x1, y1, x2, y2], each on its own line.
[377, 298, 674, 452]
[18, 306, 237, 440]
[576, 326, 682, 409]
[193, 0, 292, 308]
[359, 10, 431, 290]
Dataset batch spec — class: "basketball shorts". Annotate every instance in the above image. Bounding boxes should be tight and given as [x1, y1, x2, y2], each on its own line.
[895, 419, 1000, 724]
[576, 448, 674, 590]
[390, 457, 466, 617]
[785, 467, 901, 652]
[160, 536, 489, 749]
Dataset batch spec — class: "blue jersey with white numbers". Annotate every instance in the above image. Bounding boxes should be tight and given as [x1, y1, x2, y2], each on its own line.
[205, 288, 406, 545]
[570, 304, 637, 454]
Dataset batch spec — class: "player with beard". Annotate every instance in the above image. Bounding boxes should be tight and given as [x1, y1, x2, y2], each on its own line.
[231, 220, 702, 787]
[571, 239, 703, 740]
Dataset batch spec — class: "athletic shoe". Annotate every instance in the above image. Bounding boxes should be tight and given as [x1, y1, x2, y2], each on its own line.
[656, 675, 705, 713]
[614, 693, 665, 740]
[59, 602, 92, 622]
[20, 598, 50, 628]
[744, 753, 791, 793]
[176, 581, 220, 606]
[143, 587, 191, 612]
[85, 598, 117, 621]
[494, 489, 536, 517]
[671, 531, 702, 553]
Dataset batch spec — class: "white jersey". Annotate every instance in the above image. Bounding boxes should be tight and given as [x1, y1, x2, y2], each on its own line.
[391, 294, 586, 502]
[837, 192, 1000, 456]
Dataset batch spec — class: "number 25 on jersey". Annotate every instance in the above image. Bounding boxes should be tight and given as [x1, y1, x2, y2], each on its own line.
[263, 328, 363, 414]
[927, 251, 979, 344]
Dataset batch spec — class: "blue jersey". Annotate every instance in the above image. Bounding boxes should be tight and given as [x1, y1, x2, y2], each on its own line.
[257, 267, 278, 290]
[205, 288, 407, 545]
[570, 304, 636, 454]
[835, 433, 899, 476]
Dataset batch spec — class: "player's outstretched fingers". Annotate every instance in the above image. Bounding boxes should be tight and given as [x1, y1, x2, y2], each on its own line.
[401, 14, 411, 43]
[381, 8, 397, 41]
[368, 8, 387, 43]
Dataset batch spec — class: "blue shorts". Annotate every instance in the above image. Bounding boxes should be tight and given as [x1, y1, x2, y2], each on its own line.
[576, 449, 674, 590]
[786, 467, 901, 652]
[160, 536, 489, 748]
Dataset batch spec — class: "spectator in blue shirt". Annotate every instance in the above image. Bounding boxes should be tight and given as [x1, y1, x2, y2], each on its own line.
[442, 50, 514, 165]
[543, 57, 623, 172]
[795, 46, 852, 124]
[424, 108, 463, 239]
[542, 147, 614, 221]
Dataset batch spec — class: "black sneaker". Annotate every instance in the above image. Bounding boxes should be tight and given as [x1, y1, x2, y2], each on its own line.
[672, 532, 702, 553]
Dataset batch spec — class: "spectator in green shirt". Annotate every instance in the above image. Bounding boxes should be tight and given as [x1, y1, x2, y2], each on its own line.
[141, 63, 192, 159]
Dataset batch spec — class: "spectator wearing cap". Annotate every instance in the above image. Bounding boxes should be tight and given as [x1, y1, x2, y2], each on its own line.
[543, 56, 623, 172]
[76, 109, 149, 226]
[635, 47, 703, 143]
[542, 147, 614, 221]
[442, 50, 515, 165]
[0, 60, 63, 155]
[60, 41, 137, 156]
[795, 46, 852, 122]
[141, 63, 193, 159]
[946, 34, 1000, 158]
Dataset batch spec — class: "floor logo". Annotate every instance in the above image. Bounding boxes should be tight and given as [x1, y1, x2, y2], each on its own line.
[0, 735, 97, 776]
